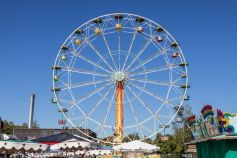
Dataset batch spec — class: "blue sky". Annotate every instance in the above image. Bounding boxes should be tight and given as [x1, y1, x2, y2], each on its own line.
[0, 0, 237, 129]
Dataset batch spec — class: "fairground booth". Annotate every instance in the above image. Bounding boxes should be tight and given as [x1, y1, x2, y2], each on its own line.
[186, 105, 237, 158]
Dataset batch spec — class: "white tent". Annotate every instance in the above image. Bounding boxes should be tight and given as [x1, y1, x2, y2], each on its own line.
[34, 150, 112, 157]
[113, 140, 159, 152]
[0, 140, 49, 154]
[0, 134, 18, 140]
[86, 150, 112, 156]
[50, 138, 96, 151]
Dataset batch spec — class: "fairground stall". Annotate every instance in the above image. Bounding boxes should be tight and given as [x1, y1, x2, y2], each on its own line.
[186, 105, 237, 158]
[0, 140, 49, 157]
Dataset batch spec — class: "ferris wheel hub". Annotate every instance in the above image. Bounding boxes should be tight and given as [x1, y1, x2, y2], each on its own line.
[114, 71, 125, 81]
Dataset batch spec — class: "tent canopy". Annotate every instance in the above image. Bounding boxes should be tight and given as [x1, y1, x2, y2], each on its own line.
[113, 140, 159, 152]
[0, 140, 49, 154]
[50, 138, 96, 151]
[33, 132, 92, 145]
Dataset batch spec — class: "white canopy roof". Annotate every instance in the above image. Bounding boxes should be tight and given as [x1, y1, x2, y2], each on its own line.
[113, 140, 159, 152]
[0, 140, 49, 154]
[0, 134, 18, 140]
[34, 150, 112, 157]
[50, 138, 97, 151]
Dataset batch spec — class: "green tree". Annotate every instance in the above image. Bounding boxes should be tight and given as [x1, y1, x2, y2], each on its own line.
[1, 120, 40, 134]
[1, 121, 15, 134]
[152, 105, 194, 158]
[123, 133, 140, 142]
[32, 120, 40, 128]
[21, 123, 28, 128]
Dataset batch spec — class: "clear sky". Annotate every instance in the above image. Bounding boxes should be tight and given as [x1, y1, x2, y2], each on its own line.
[0, 0, 237, 128]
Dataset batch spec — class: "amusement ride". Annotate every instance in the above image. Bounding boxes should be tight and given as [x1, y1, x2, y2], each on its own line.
[51, 13, 190, 144]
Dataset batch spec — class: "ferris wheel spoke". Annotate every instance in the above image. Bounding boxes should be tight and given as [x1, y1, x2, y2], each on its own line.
[58, 98, 74, 105]
[64, 103, 77, 112]
[125, 30, 157, 72]
[164, 84, 174, 117]
[69, 48, 112, 74]
[125, 84, 164, 125]
[129, 78, 176, 87]
[98, 89, 116, 138]
[128, 64, 179, 77]
[172, 66, 186, 74]
[79, 84, 114, 128]
[149, 36, 172, 65]
[61, 67, 110, 77]
[60, 79, 112, 90]
[121, 21, 141, 71]
[122, 29, 138, 71]
[75, 82, 113, 105]
[128, 81, 165, 103]
[64, 85, 87, 120]
[97, 24, 118, 72]
[55, 88, 69, 98]
[124, 90, 144, 138]
[120, 16, 132, 25]
[172, 85, 184, 96]
[129, 48, 170, 72]
[168, 96, 182, 102]
[140, 124, 154, 134]
[122, 129, 133, 141]
[118, 29, 121, 70]
[79, 34, 115, 73]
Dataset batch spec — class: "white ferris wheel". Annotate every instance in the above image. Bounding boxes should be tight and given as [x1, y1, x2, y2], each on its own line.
[51, 13, 190, 144]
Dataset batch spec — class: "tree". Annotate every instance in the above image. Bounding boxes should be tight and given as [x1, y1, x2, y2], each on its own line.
[21, 123, 28, 128]
[123, 133, 140, 142]
[143, 136, 153, 144]
[1, 120, 40, 135]
[152, 105, 194, 157]
[1, 121, 15, 134]
[32, 120, 40, 128]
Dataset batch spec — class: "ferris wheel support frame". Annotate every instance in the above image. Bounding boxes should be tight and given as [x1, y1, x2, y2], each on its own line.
[115, 81, 124, 143]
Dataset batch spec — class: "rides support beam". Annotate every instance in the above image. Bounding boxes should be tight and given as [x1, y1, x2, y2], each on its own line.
[115, 81, 124, 143]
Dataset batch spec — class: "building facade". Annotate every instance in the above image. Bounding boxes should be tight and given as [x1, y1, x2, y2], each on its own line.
[13, 128, 96, 140]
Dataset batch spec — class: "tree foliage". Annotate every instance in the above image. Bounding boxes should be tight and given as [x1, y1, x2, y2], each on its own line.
[1, 120, 40, 135]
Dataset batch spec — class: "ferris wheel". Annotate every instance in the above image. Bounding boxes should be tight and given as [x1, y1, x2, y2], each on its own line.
[51, 13, 189, 144]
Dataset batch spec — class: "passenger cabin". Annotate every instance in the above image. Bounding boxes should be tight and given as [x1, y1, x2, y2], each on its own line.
[179, 62, 189, 67]
[183, 95, 190, 101]
[172, 52, 180, 58]
[170, 42, 178, 47]
[61, 45, 69, 51]
[135, 17, 145, 23]
[53, 75, 59, 81]
[181, 73, 187, 78]
[175, 117, 183, 123]
[52, 66, 61, 70]
[137, 26, 144, 33]
[51, 98, 57, 103]
[51, 87, 61, 92]
[174, 106, 184, 112]
[156, 36, 163, 43]
[180, 84, 190, 89]
[58, 108, 68, 113]
[156, 27, 164, 32]
[114, 14, 123, 20]
[74, 29, 83, 35]
[93, 18, 102, 24]
[94, 28, 101, 34]
[75, 39, 82, 45]
[115, 24, 122, 31]
[60, 55, 67, 60]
